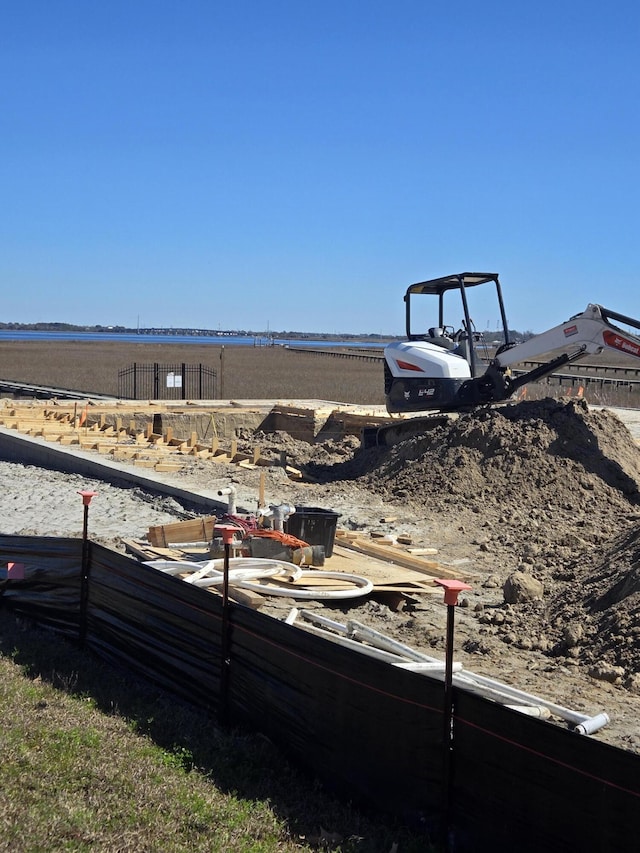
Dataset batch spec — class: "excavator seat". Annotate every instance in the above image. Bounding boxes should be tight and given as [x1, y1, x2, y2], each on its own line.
[426, 327, 456, 350]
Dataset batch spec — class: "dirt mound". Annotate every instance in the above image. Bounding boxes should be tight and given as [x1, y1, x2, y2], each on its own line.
[300, 398, 640, 681]
[344, 396, 640, 679]
[362, 397, 640, 512]
[533, 522, 640, 678]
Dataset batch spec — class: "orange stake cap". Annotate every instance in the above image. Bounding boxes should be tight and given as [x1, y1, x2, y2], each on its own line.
[434, 578, 472, 606]
[214, 524, 239, 545]
[78, 490, 98, 506]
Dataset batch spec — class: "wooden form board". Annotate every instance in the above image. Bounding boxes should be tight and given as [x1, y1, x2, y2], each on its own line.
[0, 407, 295, 478]
[335, 533, 478, 582]
[147, 516, 219, 548]
[328, 544, 441, 595]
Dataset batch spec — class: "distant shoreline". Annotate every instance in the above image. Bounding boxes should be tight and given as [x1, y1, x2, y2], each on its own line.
[0, 329, 393, 347]
[0, 325, 397, 345]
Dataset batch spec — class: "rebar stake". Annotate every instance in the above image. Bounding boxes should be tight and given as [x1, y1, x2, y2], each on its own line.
[216, 524, 238, 726]
[78, 490, 98, 646]
[434, 578, 472, 852]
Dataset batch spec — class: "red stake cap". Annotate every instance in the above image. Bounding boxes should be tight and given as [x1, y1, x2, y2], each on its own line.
[434, 578, 472, 606]
[214, 524, 240, 545]
[78, 490, 98, 506]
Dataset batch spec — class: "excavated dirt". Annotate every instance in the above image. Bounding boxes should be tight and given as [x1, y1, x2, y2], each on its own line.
[3, 396, 640, 753]
[236, 398, 640, 753]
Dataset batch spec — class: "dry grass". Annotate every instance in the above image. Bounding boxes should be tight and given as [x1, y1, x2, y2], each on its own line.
[0, 341, 385, 404]
[1, 339, 638, 409]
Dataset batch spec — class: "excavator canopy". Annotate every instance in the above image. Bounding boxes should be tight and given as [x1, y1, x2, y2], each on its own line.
[404, 272, 499, 298]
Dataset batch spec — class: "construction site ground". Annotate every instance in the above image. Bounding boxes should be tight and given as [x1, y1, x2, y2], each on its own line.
[2, 396, 640, 756]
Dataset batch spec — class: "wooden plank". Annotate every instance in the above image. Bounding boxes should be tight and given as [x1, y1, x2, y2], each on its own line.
[154, 463, 185, 473]
[329, 544, 442, 585]
[334, 538, 478, 581]
[147, 516, 218, 548]
[58, 436, 80, 446]
[122, 540, 185, 561]
[371, 584, 440, 595]
[112, 447, 143, 459]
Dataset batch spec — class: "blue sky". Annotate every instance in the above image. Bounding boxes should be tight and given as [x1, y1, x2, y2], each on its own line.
[2, 1, 639, 335]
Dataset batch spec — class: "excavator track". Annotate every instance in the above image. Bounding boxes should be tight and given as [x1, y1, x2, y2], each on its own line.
[361, 412, 455, 448]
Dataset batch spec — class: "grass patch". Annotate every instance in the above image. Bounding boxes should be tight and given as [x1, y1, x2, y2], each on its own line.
[0, 608, 437, 852]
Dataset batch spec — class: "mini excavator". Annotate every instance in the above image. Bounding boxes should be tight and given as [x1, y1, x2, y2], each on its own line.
[384, 272, 640, 414]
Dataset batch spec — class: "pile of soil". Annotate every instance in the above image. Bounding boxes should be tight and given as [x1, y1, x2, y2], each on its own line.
[300, 398, 640, 679]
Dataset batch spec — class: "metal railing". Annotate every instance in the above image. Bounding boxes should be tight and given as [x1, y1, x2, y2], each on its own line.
[117, 363, 217, 400]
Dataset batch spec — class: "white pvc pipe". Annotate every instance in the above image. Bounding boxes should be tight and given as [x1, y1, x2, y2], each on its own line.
[231, 570, 373, 600]
[297, 611, 609, 733]
[505, 704, 552, 719]
[574, 713, 611, 735]
[299, 609, 349, 634]
[218, 485, 237, 515]
[297, 621, 414, 664]
[346, 619, 444, 663]
[396, 661, 463, 672]
[285, 607, 299, 625]
[299, 612, 460, 670]
[269, 503, 296, 532]
[452, 670, 606, 729]
[145, 559, 374, 600]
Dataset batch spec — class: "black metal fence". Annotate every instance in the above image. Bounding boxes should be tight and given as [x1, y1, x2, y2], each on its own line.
[118, 363, 217, 400]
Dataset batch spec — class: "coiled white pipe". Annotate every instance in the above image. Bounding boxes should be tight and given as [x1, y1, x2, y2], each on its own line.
[144, 558, 374, 600]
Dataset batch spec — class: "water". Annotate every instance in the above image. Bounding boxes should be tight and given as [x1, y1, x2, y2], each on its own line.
[0, 329, 386, 348]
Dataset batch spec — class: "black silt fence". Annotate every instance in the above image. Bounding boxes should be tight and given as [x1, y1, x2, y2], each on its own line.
[1, 534, 640, 850]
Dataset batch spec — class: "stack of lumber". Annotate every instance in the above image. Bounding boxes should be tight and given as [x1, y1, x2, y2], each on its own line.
[331, 530, 477, 608]
[335, 530, 476, 580]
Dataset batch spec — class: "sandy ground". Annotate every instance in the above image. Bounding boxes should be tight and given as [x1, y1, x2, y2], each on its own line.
[2, 399, 640, 756]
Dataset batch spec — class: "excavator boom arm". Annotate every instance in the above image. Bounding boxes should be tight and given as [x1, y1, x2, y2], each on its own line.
[494, 304, 640, 370]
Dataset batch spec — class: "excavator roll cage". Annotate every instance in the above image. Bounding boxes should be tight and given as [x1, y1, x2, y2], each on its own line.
[402, 272, 510, 380]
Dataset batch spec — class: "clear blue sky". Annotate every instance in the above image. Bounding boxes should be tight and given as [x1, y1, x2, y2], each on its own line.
[2, 1, 638, 335]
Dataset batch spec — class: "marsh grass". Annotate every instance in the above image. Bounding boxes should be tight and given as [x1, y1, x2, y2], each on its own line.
[1, 339, 638, 409]
[0, 341, 385, 404]
[0, 609, 435, 852]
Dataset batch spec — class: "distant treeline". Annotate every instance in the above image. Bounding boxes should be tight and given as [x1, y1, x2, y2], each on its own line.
[0, 322, 534, 343]
[0, 322, 399, 341]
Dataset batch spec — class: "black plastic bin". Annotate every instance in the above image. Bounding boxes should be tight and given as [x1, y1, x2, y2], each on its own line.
[284, 506, 340, 557]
